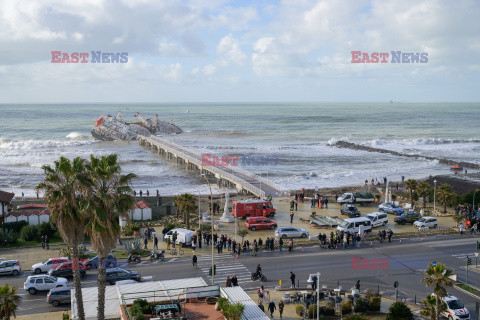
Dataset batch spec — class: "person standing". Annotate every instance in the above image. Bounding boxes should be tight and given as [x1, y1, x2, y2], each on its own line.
[41, 235, 45, 249]
[290, 211, 294, 223]
[278, 300, 284, 319]
[226, 276, 232, 287]
[268, 300, 276, 319]
[139, 190, 143, 197]
[387, 229, 393, 242]
[36, 190, 39, 199]
[290, 271, 296, 288]
[294, 199, 298, 211]
[192, 254, 198, 268]
[45, 234, 50, 250]
[279, 238, 283, 251]
[144, 237, 148, 249]
[154, 235, 158, 250]
[167, 237, 171, 250]
[324, 197, 328, 208]
[231, 274, 238, 286]
[459, 224, 464, 235]
[311, 274, 318, 292]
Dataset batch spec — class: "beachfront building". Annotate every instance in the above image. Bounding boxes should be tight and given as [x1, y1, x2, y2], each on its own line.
[129, 200, 152, 221]
[5, 203, 51, 225]
[0, 190, 14, 227]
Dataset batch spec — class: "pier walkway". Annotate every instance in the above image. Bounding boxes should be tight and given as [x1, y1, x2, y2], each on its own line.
[138, 135, 287, 198]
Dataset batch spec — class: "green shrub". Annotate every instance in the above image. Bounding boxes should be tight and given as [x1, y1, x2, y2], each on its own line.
[124, 238, 143, 255]
[345, 314, 368, 320]
[353, 297, 369, 313]
[386, 302, 414, 320]
[38, 221, 57, 238]
[132, 298, 150, 313]
[0, 229, 19, 245]
[217, 297, 229, 311]
[130, 304, 144, 320]
[341, 300, 353, 314]
[319, 306, 335, 316]
[222, 302, 244, 320]
[20, 225, 39, 241]
[295, 305, 305, 315]
[3, 221, 28, 233]
[368, 295, 381, 311]
[307, 304, 317, 318]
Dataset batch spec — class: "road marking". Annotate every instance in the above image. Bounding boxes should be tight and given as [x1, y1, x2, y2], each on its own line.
[142, 276, 153, 281]
[196, 254, 256, 288]
[168, 258, 178, 263]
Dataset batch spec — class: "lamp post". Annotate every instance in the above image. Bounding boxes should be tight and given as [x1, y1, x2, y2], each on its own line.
[473, 189, 479, 211]
[202, 173, 214, 285]
[198, 191, 201, 231]
[433, 180, 437, 213]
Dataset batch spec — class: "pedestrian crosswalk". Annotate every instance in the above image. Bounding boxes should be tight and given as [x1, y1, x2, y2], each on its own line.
[195, 254, 258, 289]
[451, 253, 475, 260]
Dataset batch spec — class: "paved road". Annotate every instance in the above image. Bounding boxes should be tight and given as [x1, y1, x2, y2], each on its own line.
[2, 236, 479, 318]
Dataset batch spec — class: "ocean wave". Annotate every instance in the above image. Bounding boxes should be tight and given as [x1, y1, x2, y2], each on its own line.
[0, 139, 96, 150]
[66, 132, 89, 140]
[360, 137, 480, 147]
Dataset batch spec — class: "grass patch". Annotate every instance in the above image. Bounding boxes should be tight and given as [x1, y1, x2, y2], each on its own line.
[113, 250, 150, 259]
[1, 235, 64, 248]
[455, 283, 480, 297]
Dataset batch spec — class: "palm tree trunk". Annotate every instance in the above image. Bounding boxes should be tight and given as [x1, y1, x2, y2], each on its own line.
[97, 257, 107, 320]
[186, 211, 190, 230]
[435, 295, 439, 320]
[423, 196, 426, 209]
[71, 245, 85, 320]
[443, 203, 447, 213]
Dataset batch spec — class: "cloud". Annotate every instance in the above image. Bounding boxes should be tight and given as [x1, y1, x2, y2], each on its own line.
[216, 34, 247, 66]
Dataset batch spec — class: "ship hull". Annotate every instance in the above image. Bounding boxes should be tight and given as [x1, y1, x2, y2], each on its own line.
[91, 129, 115, 141]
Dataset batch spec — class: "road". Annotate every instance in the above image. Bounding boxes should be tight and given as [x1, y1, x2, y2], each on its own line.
[2, 236, 479, 318]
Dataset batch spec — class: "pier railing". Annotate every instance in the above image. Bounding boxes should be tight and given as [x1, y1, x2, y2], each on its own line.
[138, 135, 285, 197]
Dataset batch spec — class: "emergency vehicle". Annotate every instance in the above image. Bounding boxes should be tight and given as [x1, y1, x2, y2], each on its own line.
[232, 199, 276, 219]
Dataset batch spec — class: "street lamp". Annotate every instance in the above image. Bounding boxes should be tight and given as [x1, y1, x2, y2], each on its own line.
[198, 191, 201, 231]
[201, 173, 214, 285]
[433, 180, 437, 213]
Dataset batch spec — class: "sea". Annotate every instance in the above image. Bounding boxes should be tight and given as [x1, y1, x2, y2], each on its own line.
[1, 103, 479, 197]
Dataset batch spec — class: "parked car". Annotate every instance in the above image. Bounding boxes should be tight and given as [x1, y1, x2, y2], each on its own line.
[105, 268, 141, 285]
[0, 260, 21, 276]
[48, 262, 87, 278]
[86, 255, 117, 270]
[24, 275, 68, 295]
[245, 217, 277, 230]
[47, 286, 73, 307]
[378, 203, 404, 215]
[366, 212, 388, 227]
[340, 204, 361, 217]
[394, 212, 421, 225]
[434, 293, 470, 320]
[31, 257, 69, 274]
[274, 227, 309, 239]
[414, 217, 438, 229]
[336, 217, 372, 234]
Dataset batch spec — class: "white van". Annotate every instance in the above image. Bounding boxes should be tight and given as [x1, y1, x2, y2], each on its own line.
[336, 217, 372, 234]
[164, 228, 195, 246]
[366, 212, 388, 228]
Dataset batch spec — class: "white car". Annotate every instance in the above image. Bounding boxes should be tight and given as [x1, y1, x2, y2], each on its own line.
[414, 217, 437, 229]
[24, 275, 68, 295]
[275, 227, 309, 239]
[31, 257, 69, 274]
[437, 294, 470, 320]
[0, 260, 21, 276]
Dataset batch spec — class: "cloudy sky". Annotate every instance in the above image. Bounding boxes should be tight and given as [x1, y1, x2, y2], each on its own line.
[1, 0, 479, 103]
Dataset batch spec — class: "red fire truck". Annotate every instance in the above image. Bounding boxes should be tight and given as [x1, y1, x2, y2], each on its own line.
[232, 199, 276, 219]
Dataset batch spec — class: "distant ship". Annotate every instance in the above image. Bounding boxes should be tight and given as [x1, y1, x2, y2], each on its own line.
[91, 112, 182, 141]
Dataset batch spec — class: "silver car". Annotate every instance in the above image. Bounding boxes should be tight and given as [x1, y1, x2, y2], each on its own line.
[275, 226, 309, 239]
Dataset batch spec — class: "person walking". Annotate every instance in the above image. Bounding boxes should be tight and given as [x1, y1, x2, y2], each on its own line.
[290, 271, 296, 288]
[290, 211, 294, 223]
[279, 238, 283, 251]
[45, 235, 50, 250]
[154, 236, 158, 250]
[278, 300, 284, 319]
[294, 200, 298, 211]
[192, 254, 198, 268]
[268, 300, 276, 319]
[41, 235, 45, 249]
[226, 276, 232, 287]
[231, 274, 238, 286]
[460, 224, 464, 235]
[387, 229, 393, 242]
[144, 237, 148, 249]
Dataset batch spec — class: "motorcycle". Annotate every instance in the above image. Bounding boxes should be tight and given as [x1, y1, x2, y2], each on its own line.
[127, 254, 141, 264]
[251, 271, 267, 282]
[150, 250, 165, 261]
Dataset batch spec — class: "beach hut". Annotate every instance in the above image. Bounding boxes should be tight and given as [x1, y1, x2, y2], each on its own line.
[5, 203, 51, 225]
[0, 190, 14, 227]
[129, 200, 152, 221]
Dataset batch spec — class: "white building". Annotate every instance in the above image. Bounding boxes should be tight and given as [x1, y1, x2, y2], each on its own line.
[5, 203, 51, 225]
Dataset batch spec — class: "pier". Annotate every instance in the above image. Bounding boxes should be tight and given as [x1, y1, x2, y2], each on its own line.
[138, 135, 287, 198]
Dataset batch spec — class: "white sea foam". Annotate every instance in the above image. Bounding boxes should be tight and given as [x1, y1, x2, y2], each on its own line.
[0, 139, 94, 150]
[66, 132, 89, 140]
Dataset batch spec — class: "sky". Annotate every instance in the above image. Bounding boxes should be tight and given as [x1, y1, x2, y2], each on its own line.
[0, 0, 479, 103]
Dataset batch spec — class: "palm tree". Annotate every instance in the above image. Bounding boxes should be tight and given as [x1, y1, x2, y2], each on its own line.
[405, 179, 417, 204]
[0, 284, 21, 320]
[173, 193, 196, 229]
[437, 184, 452, 213]
[84, 154, 135, 320]
[420, 294, 446, 320]
[36, 156, 88, 320]
[417, 182, 431, 210]
[421, 262, 454, 320]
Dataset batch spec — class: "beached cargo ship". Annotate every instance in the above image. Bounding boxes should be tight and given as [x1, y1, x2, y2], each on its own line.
[91, 112, 182, 141]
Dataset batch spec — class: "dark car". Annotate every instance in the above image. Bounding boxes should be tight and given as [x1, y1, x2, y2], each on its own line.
[48, 262, 86, 279]
[47, 286, 73, 307]
[394, 212, 421, 225]
[340, 204, 361, 218]
[86, 255, 117, 270]
[105, 268, 141, 285]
